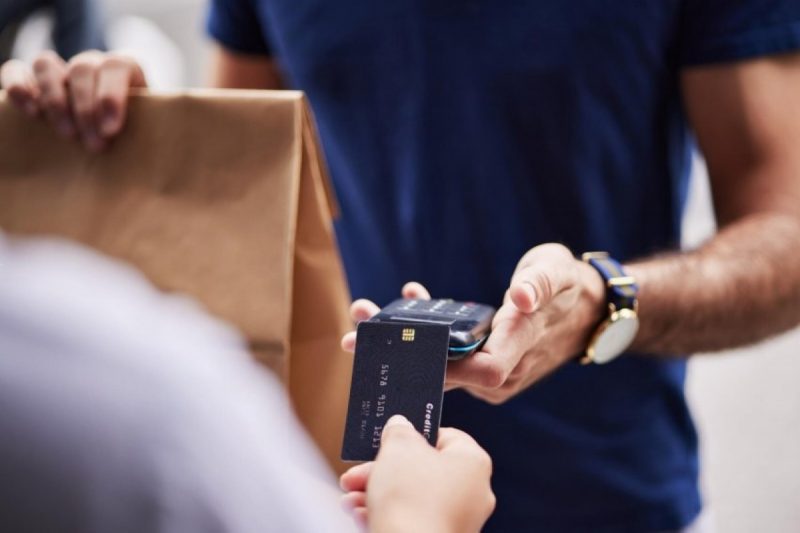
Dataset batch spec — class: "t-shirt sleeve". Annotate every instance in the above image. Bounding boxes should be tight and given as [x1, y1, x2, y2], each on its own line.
[680, 0, 800, 66]
[206, 0, 271, 56]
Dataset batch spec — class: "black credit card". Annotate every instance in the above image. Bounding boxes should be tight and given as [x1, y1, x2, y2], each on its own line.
[341, 321, 450, 462]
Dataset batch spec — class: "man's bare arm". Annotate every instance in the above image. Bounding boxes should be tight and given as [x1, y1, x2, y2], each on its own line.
[209, 45, 284, 89]
[628, 53, 800, 354]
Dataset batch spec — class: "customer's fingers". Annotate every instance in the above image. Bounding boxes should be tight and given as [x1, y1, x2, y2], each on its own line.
[32, 51, 75, 137]
[379, 414, 425, 453]
[436, 426, 475, 449]
[437, 427, 486, 456]
[401, 281, 431, 300]
[340, 490, 367, 510]
[66, 51, 105, 150]
[352, 507, 368, 527]
[340, 461, 373, 492]
[95, 54, 146, 138]
[436, 427, 493, 481]
[1, 60, 39, 116]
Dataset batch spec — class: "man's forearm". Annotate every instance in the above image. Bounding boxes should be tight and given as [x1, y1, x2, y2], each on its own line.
[626, 211, 800, 354]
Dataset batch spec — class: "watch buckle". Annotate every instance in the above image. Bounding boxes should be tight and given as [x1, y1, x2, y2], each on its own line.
[607, 276, 636, 288]
[581, 251, 609, 262]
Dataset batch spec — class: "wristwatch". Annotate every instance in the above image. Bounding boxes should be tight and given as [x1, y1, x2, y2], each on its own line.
[580, 252, 639, 364]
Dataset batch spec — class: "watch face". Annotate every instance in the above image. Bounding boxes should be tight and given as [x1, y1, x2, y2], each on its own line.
[590, 309, 639, 364]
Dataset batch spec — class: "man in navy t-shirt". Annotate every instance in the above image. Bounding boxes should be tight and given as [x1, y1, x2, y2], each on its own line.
[4, 1, 800, 531]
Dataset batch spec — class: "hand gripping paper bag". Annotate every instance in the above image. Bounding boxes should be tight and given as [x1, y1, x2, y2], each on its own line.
[0, 90, 353, 472]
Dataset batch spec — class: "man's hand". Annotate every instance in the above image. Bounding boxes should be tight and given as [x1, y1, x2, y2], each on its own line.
[341, 244, 606, 404]
[448, 244, 605, 403]
[339, 415, 495, 533]
[0, 51, 146, 151]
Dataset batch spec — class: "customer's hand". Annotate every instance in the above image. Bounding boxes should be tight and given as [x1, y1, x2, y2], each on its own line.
[1, 50, 146, 151]
[340, 415, 494, 533]
[341, 243, 606, 404]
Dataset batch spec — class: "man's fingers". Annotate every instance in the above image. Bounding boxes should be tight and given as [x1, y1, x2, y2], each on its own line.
[95, 55, 146, 138]
[446, 308, 528, 389]
[462, 383, 513, 405]
[66, 51, 105, 151]
[344, 283, 431, 353]
[1, 60, 39, 116]
[508, 282, 538, 314]
[350, 298, 380, 322]
[4, 51, 148, 146]
[345, 298, 379, 351]
[445, 349, 514, 390]
[341, 331, 357, 352]
[349, 283, 430, 325]
[340, 461, 373, 492]
[31, 51, 76, 137]
[445, 302, 536, 392]
[401, 281, 431, 300]
[509, 243, 576, 313]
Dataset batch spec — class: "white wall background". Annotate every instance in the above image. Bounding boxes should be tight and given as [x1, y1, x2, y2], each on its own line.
[10, 3, 800, 531]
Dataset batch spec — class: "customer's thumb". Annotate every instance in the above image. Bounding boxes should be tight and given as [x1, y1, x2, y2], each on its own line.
[381, 414, 418, 445]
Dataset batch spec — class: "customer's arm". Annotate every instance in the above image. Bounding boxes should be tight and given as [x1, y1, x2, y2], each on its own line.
[0, 234, 493, 533]
[0, 234, 358, 533]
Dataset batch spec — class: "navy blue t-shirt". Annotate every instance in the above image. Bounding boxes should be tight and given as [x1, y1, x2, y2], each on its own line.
[207, 3, 800, 531]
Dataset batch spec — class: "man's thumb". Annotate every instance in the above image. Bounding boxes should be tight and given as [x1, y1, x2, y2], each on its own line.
[509, 244, 575, 313]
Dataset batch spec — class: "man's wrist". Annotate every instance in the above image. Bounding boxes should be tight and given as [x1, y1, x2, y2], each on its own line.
[576, 259, 608, 337]
[621, 263, 649, 350]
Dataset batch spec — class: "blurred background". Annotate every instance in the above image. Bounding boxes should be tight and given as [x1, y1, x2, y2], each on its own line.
[3, 1, 799, 531]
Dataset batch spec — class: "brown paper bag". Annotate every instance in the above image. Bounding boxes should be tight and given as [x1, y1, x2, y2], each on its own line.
[0, 89, 353, 473]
